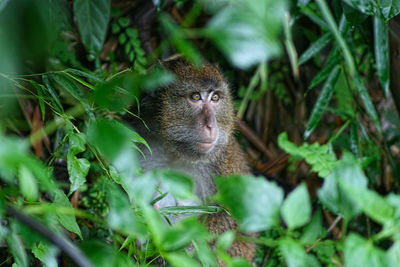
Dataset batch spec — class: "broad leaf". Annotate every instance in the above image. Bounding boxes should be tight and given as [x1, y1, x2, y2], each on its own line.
[215, 175, 283, 232]
[281, 183, 311, 230]
[317, 153, 366, 220]
[280, 238, 320, 267]
[74, 0, 111, 55]
[53, 190, 82, 239]
[344, 233, 389, 267]
[107, 183, 146, 236]
[206, 0, 286, 69]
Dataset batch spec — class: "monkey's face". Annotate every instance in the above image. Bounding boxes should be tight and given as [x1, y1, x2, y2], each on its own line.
[158, 61, 235, 161]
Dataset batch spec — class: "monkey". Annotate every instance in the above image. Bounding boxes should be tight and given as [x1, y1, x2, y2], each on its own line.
[132, 57, 256, 262]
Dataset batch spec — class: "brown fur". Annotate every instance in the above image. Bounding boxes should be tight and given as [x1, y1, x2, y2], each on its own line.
[135, 58, 255, 263]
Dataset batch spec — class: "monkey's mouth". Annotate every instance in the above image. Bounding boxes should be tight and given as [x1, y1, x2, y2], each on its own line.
[195, 141, 215, 152]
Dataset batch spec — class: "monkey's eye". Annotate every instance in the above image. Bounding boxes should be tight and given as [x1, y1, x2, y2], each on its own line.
[211, 93, 220, 102]
[190, 92, 201, 101]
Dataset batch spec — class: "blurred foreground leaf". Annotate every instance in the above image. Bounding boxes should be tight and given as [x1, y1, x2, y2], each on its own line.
[215, 175, 283, 232]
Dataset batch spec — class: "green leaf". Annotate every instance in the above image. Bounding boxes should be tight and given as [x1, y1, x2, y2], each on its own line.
[300, 209, 326, 243]
[216, 230, 235, 252]
[155, 170, 195, 201]
[68, 132, 86, 155]
[111, 22, 120, 34]
[67, 154, 89, 194]
[118, 17, 130, 28]
[42, 74, 64, 112]
[87, 119, 131, 161]
[160, 14, 202, 66]
[118, 32, 127, 45]
[32, 242, 58, 267]
[215, 175, 284, 232]
[206, 0, 286, 69]
[162, 217, 209, 251]
[353, 73, 382, 133]
[66, 68, 104, 83]
[340, 183, 395, 225]
[316, 0, 355, 75]
[74, 0, 111, 55]
[281, 183, 311, 230]
[388, 241, 400, 267]
[374, 17, 389, 96]
[160, 205, 223, 216]
[8, 229, 28, 267]
[194, 239, 218, 267]
[280, 238, 320, 267]
[107, 183, 146, 236]
[53, 190, 82, 239]
[344, 233, 390, 267]
[278, 132, 337, 178]
[165, 252, 202, 267]
[299, 33, 332, 65]
[29, 80, 46, 121]
[50, 73, 85, 103]
[80, 240, 137, 267]
[317, 152, 366, 220]
[342, 0, 378, 16]
[18, 165, 38, 201]
[304, 66, 341, 139]
[126, 28, 138, 38]
[308, 52, 340, 89]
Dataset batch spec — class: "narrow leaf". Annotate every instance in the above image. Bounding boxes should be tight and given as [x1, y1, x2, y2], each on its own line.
[42, 75, 63, 112]
[304, 66, 341, 139]
[316, 0, 355, 75]
[29, 80, 46, 121]
[353, 73, 382, 133]
[50, 73, 85, 103]
[299, 33, 332, 65]
[373, 17, 389, 96]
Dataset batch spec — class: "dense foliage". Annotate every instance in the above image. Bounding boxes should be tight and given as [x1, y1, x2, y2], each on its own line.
[1, 0, 400, 266]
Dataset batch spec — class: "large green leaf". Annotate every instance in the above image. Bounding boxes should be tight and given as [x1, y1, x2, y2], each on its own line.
[344, 233, 390, 267]
[206, 0, 286, 69]
[162, 217, 209, 251]
[281, 183, 311, 230]
[73, 0, 111, 55]
[107, 183, 146, 236]
[317, 153, 366, 220]
[215, 175, 284, 232]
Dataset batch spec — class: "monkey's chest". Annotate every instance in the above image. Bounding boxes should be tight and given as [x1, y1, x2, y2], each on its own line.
[141, 151, 216, 202]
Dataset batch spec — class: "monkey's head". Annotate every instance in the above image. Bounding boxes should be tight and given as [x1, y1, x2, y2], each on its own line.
[157, 58, 235, 161]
